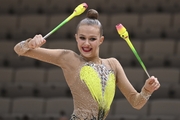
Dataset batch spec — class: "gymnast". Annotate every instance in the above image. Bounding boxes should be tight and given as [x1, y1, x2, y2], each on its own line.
[14, 9, 160, 120]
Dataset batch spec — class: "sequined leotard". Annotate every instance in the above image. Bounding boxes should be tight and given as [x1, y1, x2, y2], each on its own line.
[69, 62, 116, 120]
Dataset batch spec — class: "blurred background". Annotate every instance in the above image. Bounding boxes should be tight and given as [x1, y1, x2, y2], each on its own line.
[0, 0, 180, 120]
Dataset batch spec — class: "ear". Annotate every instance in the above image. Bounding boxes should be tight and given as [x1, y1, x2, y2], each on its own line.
[75, 34, 78, 42]
[99, 36, 104, 45]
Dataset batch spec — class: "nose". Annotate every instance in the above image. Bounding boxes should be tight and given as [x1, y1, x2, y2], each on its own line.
[84, 39, 90, 46]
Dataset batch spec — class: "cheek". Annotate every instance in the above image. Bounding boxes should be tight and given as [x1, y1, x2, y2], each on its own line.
[77, 43, 81, 49]
[95, 40, 101, 46]
[77, 40, 83, 48]
[92, 42, 100, 49]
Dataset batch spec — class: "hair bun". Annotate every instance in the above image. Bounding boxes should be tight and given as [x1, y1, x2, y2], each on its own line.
[86, 9, 99, 19]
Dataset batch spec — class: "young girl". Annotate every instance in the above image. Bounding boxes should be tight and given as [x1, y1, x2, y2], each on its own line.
[14, 9, 160, 120]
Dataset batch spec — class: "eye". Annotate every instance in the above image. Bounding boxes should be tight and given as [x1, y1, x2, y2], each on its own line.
[79, 36, 86, 40]
[89, 38, 97, 41]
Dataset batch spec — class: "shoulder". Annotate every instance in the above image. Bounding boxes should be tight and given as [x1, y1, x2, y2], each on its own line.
[106, 57, 120, 65]
[58, 49, 79, 59]
[109, 57, 118, 62]
[103, 57, 120, 70]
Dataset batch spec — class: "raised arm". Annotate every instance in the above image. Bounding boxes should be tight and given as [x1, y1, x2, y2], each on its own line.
[111, 58, 160, 110]
[14, 34, 74, 68]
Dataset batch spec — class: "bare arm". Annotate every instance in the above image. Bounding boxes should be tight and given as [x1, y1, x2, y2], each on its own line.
[14, 34, 74, 68]
[111, 58, 160, 109]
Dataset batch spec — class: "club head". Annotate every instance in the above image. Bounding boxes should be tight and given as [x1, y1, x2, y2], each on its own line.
[116, 23, 129, 40]
[73, 3, 88, 16]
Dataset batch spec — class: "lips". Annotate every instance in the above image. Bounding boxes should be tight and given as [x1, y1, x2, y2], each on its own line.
[82, 47, 92, 52]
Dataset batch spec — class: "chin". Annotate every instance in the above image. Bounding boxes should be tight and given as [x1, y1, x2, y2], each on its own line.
[81, 52, 93, 58]
[82, 54, 92, 58]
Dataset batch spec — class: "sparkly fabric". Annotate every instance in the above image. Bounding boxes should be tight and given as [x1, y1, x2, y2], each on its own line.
[79, 62, 116, 120]
[15, 39, 31, 55]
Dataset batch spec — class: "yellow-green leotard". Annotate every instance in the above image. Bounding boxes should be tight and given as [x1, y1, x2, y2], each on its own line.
[79, 62, 116, 120]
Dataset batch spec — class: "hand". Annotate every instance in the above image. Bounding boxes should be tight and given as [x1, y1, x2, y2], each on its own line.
[143, 76, 160, 94]
[28, 34, 46, 49]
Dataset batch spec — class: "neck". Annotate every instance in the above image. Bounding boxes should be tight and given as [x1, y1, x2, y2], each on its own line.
[80, 54, 102, 64]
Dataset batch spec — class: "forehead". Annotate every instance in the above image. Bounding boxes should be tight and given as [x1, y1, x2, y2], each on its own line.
[77, 25, 100, 36]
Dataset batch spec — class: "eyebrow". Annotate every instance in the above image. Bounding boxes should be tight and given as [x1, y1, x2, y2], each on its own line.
[79, 34, 98, 38]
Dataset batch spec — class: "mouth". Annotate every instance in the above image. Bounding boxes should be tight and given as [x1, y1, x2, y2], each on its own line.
[82, 47, 92, 52]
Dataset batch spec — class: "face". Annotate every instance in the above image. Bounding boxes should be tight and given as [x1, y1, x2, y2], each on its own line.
[75, 25, 104, 59]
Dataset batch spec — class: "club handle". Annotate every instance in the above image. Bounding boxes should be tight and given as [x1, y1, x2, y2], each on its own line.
[43, 3, 88, 39]
[43, 14, 75, 39]
[125, 38, 150, 78]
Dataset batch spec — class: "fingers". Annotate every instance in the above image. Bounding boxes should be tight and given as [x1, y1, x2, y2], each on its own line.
[28, 34, 46, 49]
[144, 76, 160, 93]
[150, 78, 160, 90]
[149, 77, 155, 85]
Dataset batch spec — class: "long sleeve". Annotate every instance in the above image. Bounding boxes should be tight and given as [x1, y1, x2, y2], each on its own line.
[111, 58, 151, 110]
[126, 86, 151, 110]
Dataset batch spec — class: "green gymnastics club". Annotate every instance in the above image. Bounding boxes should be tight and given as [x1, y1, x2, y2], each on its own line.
[43, 3, 88, 39]
[116, 23, 150, 78]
